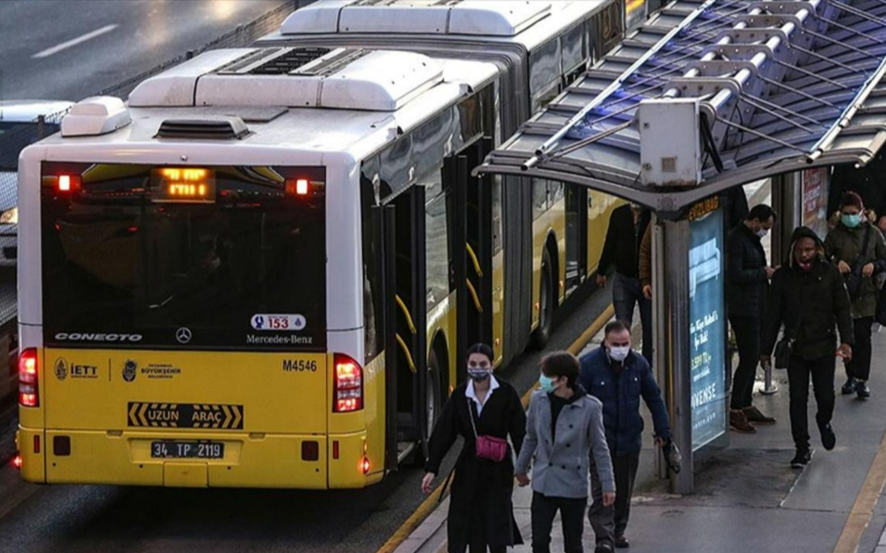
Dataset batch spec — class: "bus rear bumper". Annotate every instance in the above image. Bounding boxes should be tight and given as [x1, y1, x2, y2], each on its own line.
[17, 426, 382, 489]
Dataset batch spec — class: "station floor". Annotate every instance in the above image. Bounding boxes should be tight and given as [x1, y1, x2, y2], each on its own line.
[402, 181, 886, 553]
[409, 327, 886, 553]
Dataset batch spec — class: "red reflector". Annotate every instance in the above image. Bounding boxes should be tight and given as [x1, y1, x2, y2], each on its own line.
[12, 454, 22, 469]
[301, 440, 319, 461]
[333, 441, 340, 460]
[362, 457, 371, 474]
[33, 435, 40, 454]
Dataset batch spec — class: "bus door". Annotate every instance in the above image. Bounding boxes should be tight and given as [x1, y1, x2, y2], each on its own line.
[445, 138, 494, 380]
[382, 186, 430, 463]
[565, 184, 588, 294]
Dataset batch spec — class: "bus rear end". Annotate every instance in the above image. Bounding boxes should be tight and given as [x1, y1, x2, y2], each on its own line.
[17, 161, 372, 488]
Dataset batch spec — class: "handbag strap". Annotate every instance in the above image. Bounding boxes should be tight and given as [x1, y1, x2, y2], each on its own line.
[467, 397, 479, 439]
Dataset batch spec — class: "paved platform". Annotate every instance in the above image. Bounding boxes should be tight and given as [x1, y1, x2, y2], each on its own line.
[400, 181, 886, 553]
[404, 325, 886, 553]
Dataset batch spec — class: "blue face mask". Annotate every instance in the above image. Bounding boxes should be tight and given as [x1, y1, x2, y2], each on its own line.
[842, 213, 862, 228]
[538, 374, 556, 393]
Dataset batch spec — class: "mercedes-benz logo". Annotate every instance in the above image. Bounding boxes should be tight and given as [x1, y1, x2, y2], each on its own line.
[176, 327, 192, 344]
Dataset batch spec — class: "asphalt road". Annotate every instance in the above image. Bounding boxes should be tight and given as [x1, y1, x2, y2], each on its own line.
[0, 284, 611, 553]
[0, 0, 295, 102]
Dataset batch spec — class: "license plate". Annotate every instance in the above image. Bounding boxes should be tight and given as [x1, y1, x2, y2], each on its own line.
[151, 441, 225, 459]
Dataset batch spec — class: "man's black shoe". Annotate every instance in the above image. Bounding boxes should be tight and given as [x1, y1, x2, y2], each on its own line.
[842, 377, 857, 395]
[857, 380, 871, 399]
[614, 536, 630, 549]
[791, 449, 812, 468]
[595, 542, 615, 553]
[819, 423, 836, 451]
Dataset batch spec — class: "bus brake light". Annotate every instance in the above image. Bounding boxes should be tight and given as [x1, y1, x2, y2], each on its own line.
[285, 179, 310, 196]
[18, 348, 39, 408]
[333, 354, 363, 412]
[57, 175, 81, 192]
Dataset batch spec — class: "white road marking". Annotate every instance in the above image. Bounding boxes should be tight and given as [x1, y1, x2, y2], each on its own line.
[32, 24, 118, 59]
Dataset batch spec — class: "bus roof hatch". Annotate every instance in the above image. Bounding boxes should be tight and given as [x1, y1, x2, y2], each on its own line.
[128, 47, 444, 112]
[280, 0, 552, 37]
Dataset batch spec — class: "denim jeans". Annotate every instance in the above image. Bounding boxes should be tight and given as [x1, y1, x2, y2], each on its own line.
[612, 272, 653, 364]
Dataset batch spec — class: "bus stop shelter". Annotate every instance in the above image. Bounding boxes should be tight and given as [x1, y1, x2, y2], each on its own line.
[475, 0, 886, 493]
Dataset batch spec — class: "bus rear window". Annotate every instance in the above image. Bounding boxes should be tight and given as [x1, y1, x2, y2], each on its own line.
[40, 163, 326, 351]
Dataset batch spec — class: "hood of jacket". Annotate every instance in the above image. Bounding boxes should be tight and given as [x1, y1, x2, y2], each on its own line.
[787, 226, 827, 269]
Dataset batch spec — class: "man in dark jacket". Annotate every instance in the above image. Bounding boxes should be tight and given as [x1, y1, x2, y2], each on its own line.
[762, 227, 854, 468]
[726, 204, 778, 433]
[579, 321, 671, 549]
[597, 203, 652, 364]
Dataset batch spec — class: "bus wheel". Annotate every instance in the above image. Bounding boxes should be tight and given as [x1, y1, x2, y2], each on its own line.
[411, 348, 442, 467]
[531, 248, 554, 350]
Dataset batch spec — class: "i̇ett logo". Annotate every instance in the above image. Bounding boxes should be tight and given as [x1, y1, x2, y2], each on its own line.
[54, 358, 68, 381]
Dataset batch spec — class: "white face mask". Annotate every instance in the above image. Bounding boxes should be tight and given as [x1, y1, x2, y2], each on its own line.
[756, 229, 768, 238]
[608, 346, 630, 362]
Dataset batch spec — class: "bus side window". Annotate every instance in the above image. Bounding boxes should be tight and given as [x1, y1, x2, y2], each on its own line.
[529, 39, 561, 112]
[424, 168, 449, 309]
[532, 178, 548, 220]
[360, 164, 385, 364]
[561, 23, 585, 88]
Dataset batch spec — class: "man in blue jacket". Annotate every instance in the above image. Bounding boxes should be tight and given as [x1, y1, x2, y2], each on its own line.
[579, 320, 671, 549]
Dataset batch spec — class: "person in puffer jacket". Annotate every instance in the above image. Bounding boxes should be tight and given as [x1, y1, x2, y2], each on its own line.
[763, 226, 854, 469]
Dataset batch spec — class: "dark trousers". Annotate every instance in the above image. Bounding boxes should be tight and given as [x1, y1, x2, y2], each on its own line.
[612, 273, 653, 365]
[729, 315, 761, 410]
[787, 354, 836, 452]
[588, 451, 640, 542]
[845, 316, 873, 381]
[531, 492, 587, 553]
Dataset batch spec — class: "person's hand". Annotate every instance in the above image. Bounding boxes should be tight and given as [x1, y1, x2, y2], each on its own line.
[878, 215, 886, 232]
[837, 343, 853, 362]
[863, 263, 875, 277]
[596, 274, 607, 287]
[837, 260, 852, 274]
[765, 266, 776, 279]
[603, 492, 616, 507]
[516, 473, 530, 487]
[642, 284, 652, 300]
[654, 436, 666, 447]
[421, 472, 435, 494]
[760, 355, 771, 366]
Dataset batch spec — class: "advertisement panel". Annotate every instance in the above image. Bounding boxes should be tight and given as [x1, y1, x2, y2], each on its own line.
[802, 167, 830, 240]
[687, 198, 727, 451]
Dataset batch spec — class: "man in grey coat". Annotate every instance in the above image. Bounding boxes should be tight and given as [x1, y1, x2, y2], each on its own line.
[516, 352, 616, 553]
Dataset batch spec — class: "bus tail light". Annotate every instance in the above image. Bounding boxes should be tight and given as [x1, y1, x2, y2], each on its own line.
[12, 454, 22, 469]
[333, 354, 363, 412]
[18, 348, 38, 408]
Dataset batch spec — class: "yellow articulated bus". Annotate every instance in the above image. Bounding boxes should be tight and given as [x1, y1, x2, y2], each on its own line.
[16, 1, 624, 489]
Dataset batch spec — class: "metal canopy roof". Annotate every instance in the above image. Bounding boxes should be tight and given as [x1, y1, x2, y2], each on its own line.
[476, 0, 886, 217]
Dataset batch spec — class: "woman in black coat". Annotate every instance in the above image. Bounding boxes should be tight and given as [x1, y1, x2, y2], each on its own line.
[422, 343, 527, 553]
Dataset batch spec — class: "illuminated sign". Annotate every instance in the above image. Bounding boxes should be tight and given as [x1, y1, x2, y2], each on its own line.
[152, 168, 216, 203]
